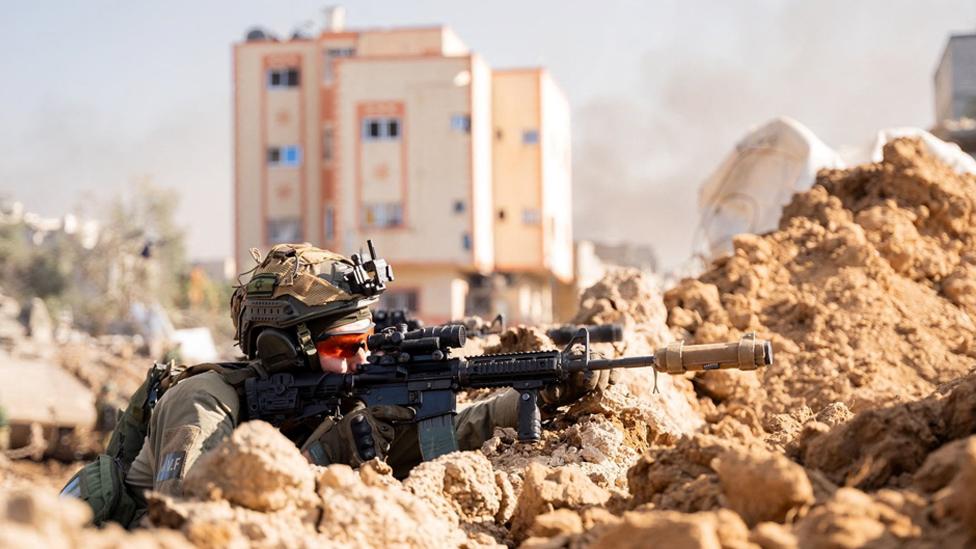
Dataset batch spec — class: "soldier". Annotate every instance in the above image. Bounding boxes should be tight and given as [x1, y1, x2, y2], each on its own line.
[62, 243, 611, 526]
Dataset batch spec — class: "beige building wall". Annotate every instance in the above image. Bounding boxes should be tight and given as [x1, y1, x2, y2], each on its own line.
[334, 56, 483, 269]
[540, 71, 574, 283]
[356, 27, 467, 57]
[380, 265, 467, 324]
[491, 70, 544, 270]
[234, 39, 322, 268]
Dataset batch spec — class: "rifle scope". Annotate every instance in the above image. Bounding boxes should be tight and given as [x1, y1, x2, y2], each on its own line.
[367, 324, 467, 353]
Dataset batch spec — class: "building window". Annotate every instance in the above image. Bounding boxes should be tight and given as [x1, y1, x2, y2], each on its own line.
[362, 117, 401, 141]
[462, 232, 471, 250]
[379, 289, 419, 313]
[268, 68, 300, 88]
[322, 127, 334, 162]
[268, 145, 302, 167]
[267, 218, 302, 243]
[451, 114, 471, 133]
[363, 203, 403, 228]
[522, 208, 541, 225]
[522, 129, 539, 144]
[323, 206, 335, 241]
[453, 200, 465, 214]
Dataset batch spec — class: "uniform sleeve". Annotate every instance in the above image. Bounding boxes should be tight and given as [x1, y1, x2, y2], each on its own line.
[453, 388, 520, 451]
[125, 371, 241, 496]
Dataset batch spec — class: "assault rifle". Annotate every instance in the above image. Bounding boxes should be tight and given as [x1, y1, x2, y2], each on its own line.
[244, 325, 772, 462]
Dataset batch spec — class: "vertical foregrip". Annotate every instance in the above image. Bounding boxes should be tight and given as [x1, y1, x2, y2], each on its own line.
[517, 389, 542, 442]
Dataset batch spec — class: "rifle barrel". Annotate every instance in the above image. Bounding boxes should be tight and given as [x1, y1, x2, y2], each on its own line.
[586, 335, 772, 374]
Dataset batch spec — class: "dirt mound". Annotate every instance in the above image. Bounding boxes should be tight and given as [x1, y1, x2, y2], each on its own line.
[8, 136, 976, 548]
[666, 138, 976, 422]
[183, 421, 317, 512]
[150, 422, 488, 548]
[0, 488, 191, 548]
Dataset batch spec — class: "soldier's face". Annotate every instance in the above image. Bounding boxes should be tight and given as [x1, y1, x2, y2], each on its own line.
[318, 347, 368, 373]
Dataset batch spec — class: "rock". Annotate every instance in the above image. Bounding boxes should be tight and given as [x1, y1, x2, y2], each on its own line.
[315, 464, 469, 548]
[588, 509, 752, 549]
[485, 326, 554, 354]
[939, 437, 976, 536]
[183, 421, 317, 512]
[792, 488, 918, 549]
[799, 397, 941, 489]
[527, 509, 583, 538]
[713, 447, 813, 526]
[510, 463, 610, 541]
[0, 488, 191, 548]
[404, 451, 512, 524]
[913, 437, 971, 493]
[627, 434, 737, 512]
[750, 522, 798, 549]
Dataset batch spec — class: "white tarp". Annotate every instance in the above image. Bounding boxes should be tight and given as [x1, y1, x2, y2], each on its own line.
[697, 119, 976, 260]
[697, 117, 842, 258]
[851, 127, 976, 175]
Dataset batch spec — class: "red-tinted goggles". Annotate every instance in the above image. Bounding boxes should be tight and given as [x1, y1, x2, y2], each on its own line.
[315, 330, 372, 359]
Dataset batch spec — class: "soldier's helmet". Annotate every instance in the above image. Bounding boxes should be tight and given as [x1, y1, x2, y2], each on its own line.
[231, 242, 393, 363]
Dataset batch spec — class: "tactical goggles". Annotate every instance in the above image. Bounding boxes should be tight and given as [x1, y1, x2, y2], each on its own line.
[314, 318, 374, 359]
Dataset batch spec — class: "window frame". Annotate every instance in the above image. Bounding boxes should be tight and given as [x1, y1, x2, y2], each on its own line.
[266, 217, 303, 244]
[361, 117, 402, 141]
[267, 145, 302, 167]
[267, 67, 301, 89]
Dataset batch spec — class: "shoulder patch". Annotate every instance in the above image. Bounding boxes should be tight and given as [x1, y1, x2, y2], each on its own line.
[247, 273, 279, 297]
[156, 451, 187, 482]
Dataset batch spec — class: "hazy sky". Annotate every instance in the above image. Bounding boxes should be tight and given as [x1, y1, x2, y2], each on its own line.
[1, 1, 973, 268]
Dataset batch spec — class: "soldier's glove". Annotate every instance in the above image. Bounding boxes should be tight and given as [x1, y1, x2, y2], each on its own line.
[539, 369, 616, 407]
[300, 404, 415, 468]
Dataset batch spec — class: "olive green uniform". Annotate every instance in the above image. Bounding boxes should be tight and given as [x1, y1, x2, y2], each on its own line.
[124, 370, 519, 495]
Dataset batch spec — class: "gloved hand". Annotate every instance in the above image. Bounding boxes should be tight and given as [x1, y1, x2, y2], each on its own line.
[300, 404, 415, 467]
[539, 369, 617, 407]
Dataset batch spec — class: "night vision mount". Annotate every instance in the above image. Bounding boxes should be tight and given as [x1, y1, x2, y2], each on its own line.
[345, 240, 394, 297]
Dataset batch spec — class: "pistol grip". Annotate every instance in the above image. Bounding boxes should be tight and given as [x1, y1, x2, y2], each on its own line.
[517, 389, 542, 442]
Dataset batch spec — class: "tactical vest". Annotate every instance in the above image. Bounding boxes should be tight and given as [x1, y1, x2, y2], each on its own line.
[61, 360, 263, 528]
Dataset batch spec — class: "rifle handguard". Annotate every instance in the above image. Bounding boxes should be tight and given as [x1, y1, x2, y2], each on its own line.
[656, 333, 772, 374]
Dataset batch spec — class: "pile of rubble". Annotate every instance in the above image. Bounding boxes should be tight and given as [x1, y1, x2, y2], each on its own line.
[0, 289, 158, 485]
[2, 137, 976, 547]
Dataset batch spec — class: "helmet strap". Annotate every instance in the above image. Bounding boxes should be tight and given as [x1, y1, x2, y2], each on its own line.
[296, 323, 317, 357]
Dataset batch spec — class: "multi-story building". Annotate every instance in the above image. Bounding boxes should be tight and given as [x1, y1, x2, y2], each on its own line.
[934, 33, 976, 153]
[935, 33, 976, 124]
[233, 13, 573, 324]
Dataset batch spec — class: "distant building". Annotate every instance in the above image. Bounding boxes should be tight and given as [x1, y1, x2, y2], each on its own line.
[233, 11, 572, 323]
[935, 33, 976, 124]
[934, 33, 976, 152]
